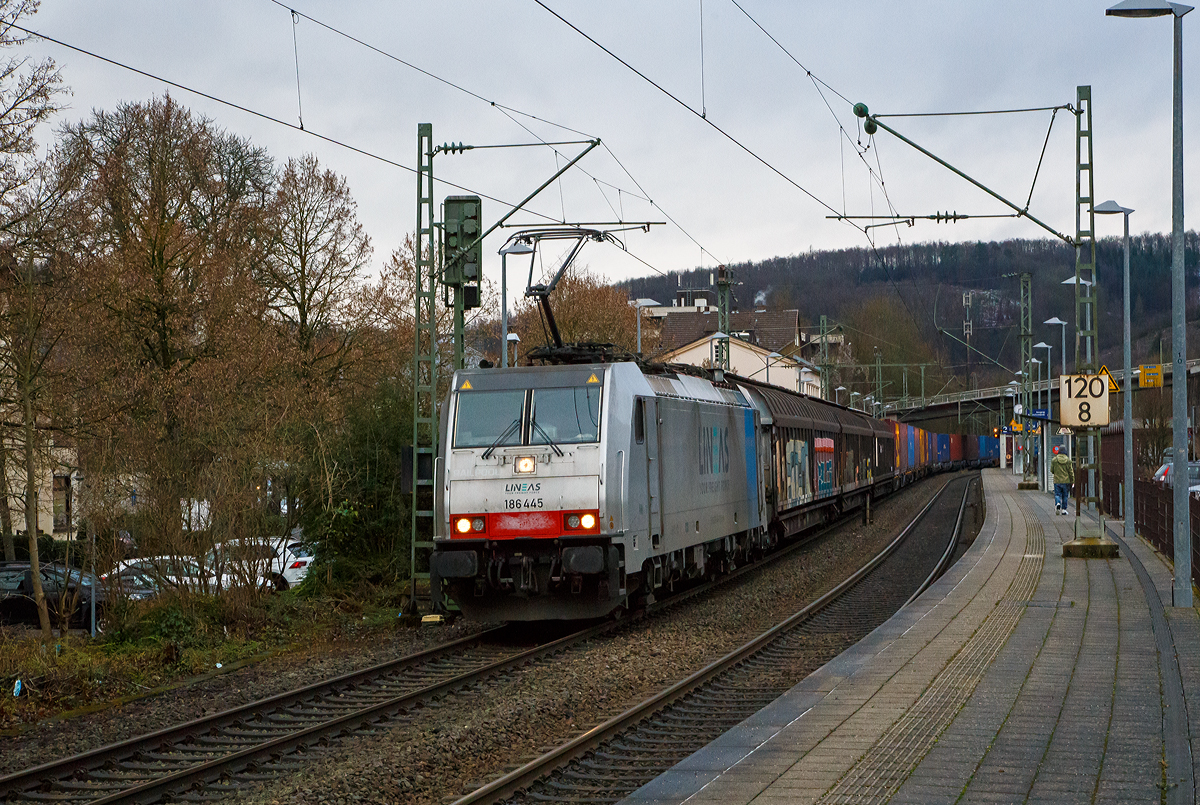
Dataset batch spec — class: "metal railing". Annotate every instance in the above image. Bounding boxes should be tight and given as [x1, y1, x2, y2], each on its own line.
[1103, 470, 1200, 591]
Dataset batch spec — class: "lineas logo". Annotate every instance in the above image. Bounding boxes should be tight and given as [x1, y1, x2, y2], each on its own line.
[698, 425, 730, 476]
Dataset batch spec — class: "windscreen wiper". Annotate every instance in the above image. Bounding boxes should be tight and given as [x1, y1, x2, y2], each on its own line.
[530, 419, 565, 457]
[482, 418, 522, 460]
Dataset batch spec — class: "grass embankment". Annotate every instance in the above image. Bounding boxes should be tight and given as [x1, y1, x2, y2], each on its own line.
[0, 586, 408, 732]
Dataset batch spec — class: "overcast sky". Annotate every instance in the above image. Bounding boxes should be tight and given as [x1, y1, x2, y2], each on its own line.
[20, 1, 1200, 289]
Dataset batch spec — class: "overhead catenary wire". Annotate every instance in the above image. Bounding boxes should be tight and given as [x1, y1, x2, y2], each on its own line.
[533, 0, 852, 226]
[269, 0, 724, 269]
[12, 24, 578, 228]
[712, 1, 925, 331]
[289, 9, 304, 130]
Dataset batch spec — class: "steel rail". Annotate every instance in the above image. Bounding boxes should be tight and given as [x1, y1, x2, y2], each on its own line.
[0, 624, 584, 803]
[1, 475, 940, 803]
[451, 477, 959, 805]
[903, 476, 972, 608]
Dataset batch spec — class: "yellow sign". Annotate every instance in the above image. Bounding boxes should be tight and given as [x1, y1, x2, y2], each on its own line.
[1140, 364, 1163, 388]
[460, 379, 472, 390]
[1009, 419, 1024, 432]
[1098, 365, 1121, 393]
[586, 373, 600, 384]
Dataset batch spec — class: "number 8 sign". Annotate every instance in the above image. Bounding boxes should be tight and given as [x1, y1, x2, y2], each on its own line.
[1059, 374, 1110, 427]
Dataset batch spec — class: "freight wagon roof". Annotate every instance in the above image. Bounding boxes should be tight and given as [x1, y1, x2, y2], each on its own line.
[752, 385, 841, 432]
[827, 406, 875, 437]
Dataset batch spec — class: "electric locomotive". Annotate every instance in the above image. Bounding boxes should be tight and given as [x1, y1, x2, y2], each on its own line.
[430, 361, 765, 621]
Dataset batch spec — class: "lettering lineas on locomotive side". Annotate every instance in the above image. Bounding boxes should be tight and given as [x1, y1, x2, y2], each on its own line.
[698, 425, 730, 476]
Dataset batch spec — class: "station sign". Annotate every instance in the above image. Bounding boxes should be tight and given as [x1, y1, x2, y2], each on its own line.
[1028, 408, 1050, 420]
[1140, 364, 1163, 388]
[1059, 374, 1110, 427]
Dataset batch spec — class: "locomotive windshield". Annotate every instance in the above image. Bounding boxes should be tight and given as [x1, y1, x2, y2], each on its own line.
[530, 387, 601, 445]
[453, 390, 526, 448]
[453, 386, 602, 448]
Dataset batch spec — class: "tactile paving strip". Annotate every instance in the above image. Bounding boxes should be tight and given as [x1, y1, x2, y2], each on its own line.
[813, 485, 1045, 804]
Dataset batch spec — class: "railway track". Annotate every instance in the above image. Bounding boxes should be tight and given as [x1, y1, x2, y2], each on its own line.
[453, 473, 978, 805]
[0, 476, 959, 804]
[0, 625, 591, 804]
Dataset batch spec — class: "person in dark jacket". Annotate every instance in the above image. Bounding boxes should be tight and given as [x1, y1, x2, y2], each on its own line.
[1051, 445, 1074, 515]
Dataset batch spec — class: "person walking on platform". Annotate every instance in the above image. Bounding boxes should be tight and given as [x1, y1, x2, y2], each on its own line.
[1051, 445, 1073, 515]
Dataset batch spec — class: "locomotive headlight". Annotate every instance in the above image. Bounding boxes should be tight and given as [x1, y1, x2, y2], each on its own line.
[515, 456, 536, 474]
[472, 517, 486, 532]
[455, 518, 473, 534]
[567, 514, 581, 529]
[580, 513, 596, 530]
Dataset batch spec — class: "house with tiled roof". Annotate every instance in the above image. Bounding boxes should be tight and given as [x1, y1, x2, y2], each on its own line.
[654, 309, 803, 356]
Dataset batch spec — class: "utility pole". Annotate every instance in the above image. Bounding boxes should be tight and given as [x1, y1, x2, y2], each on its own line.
[963, 291, 974, 390]
[409, 124, 438, 611]
[716, 265, 732, 373]
[820, 315, 832, 401]
[1073, 86, 1102, 516]
[1020, 272, 1034, 484]
[875, 347, 884, 416]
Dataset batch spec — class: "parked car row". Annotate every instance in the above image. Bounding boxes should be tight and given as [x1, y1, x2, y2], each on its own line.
[0, 562, 155, 627]
[1, 536, 315, 628]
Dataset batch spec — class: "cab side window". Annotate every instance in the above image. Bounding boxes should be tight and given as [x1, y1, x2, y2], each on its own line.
[634, 398, 645, 445]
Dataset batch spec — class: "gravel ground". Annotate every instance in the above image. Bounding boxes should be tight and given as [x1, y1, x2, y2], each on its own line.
[0, 474, 956, 801]
[0, 620, 492, 776]
[240, 474, 957, 805]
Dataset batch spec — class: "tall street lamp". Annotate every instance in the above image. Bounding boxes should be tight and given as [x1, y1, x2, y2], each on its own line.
[1044, 317, 1068, 377]
[1108, 0, 1191, 604]
[499, 239, 535, 368]
[1031, 357, 1043, 486]
[765, 351, 782, 386]
[632, 298, 660, 357]
[1035, 341, 1053, 491]
[506, 332, 521, 367]
[1096, 199, 1136, 543]
[835, 385, 847, 406]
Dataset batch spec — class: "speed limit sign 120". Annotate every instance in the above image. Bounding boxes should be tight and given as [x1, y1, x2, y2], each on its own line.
[1059, 374, 1110, 427]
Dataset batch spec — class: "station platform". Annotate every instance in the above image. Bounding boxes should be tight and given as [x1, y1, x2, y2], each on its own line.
[623, 469, 1200, 804]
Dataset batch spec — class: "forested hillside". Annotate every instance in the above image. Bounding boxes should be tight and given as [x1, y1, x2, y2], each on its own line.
[623, 234, 1200, 397]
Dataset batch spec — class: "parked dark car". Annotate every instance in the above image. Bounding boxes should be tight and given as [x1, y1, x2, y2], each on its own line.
[0, 562, 152, 627]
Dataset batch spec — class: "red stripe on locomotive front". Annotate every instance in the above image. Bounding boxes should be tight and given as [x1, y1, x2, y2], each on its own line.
[448, 510, 601, 539]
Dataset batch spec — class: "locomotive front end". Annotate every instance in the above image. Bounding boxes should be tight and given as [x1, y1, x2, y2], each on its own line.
[431, 365, 624, 620]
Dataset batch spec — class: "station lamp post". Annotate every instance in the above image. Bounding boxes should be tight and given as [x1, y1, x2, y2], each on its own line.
[499, 239, 535, 368]
[835, 386, 847, 406]
[506, 332, 520, 367]
[1096, 199, 1136, 542]
[765, 351, 782, 386]
[1044, 317, 1068, 377]
[1035, 342, 1053, 491]
[1107, 0, 1191, 604]
[632, 298, 660, 357]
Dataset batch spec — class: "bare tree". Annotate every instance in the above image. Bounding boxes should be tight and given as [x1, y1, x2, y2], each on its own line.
[60, 96, 279, 563]
[0, 1, 67, 642]
[263, 154, 371, 378]
[509, 264, 640, 357]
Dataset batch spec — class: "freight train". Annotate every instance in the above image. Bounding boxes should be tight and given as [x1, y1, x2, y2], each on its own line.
[430, 359, 997, 621]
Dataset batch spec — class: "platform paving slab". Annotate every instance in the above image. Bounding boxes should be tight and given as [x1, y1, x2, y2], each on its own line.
[620, 469, 1195, 805]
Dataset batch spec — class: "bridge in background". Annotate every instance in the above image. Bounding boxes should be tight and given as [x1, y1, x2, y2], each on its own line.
[876, 358, 1200, 430]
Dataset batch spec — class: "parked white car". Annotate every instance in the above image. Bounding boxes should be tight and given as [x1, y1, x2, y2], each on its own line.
[207, 537, 313, 591]
[103, 556, 218, 593]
